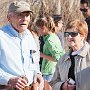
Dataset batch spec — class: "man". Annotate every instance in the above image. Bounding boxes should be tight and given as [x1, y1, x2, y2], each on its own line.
[0, 1, 44, 90]
[80, 0, 90, 43]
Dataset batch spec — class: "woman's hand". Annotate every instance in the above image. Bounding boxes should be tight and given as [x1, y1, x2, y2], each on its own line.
[34, 73, 44, 90]
[62, 81, 75, 90]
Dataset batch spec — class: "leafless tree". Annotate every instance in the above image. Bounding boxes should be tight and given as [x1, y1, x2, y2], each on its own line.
[0, 0, 83, 27]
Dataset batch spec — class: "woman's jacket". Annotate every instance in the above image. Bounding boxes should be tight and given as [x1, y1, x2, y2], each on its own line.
[50, 42, 90, 90]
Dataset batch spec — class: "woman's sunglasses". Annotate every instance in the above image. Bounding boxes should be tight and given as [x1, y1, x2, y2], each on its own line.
[80, 8, 88, 12]
[64, 32, 79, 37]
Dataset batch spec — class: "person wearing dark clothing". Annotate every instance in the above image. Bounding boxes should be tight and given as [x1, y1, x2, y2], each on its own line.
[80, 0, 90, 43]
[85, 17, 90, 42]
[39, 36, 44, 70]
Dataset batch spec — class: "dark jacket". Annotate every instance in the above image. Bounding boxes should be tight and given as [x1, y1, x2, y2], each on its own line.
[85, 17, 90, 42]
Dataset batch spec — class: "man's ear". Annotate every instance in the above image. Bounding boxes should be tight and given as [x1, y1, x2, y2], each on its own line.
[7, 14, 11, 22]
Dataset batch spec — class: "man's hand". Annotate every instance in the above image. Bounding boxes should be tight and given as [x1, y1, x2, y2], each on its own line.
[34, 73, 44, 90]
[8, 77, 27, 90]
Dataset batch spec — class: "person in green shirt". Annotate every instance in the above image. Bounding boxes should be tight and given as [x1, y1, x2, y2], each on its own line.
[35, 15, 65, 82]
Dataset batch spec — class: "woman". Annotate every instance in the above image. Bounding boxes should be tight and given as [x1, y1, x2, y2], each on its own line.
[53, 14, 65, 49]
[50, 19, 90, 90]
[35, 15, 64, 82]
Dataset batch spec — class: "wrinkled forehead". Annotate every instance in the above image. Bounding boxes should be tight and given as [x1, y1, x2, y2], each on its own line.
[9, 11, 32, 17]
[66, 28, 78, 32]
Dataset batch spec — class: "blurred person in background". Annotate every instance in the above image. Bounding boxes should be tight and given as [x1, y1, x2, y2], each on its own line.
[53, 14, 65, 49]
[39, 36, 44, 70]
[35, 15, 64, 82]
[50, 19, 90, 90]
[80, 0, 90, 43]
[0, 1, 44, 90]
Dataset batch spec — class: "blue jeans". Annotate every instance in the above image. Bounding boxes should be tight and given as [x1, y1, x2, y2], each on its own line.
[43, 75, 53, 82]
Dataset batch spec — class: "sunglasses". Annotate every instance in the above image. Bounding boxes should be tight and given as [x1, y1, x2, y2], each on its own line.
[64, 32, 79, 37]
[80, 8, 88, 12]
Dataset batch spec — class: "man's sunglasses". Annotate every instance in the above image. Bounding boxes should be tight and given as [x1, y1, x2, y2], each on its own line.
[80, 8, 88, 12]
[64, 32, 79, 37]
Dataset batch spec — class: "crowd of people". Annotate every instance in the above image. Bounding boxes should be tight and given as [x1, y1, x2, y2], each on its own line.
[0, 0, 90, 90]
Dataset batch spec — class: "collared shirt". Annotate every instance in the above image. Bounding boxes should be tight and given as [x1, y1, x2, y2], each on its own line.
[0, 24, 40, 85]
[41, 33, 64, 75]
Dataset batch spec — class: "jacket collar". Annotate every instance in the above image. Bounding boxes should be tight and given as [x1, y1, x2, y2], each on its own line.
[79, 42, 90, 57]
[64, 42, 90, 61]
[64, 50, 71, 61]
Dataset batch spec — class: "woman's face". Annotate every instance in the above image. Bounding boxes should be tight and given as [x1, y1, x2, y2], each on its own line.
[37, 26, 48, 36]
[64, 28, 85, 51]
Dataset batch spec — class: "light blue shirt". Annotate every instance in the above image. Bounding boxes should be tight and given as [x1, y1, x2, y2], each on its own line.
[0, 24, 40, 85]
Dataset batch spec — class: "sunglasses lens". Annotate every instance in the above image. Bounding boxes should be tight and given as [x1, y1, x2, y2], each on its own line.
[71, 32, 78, 37]
[64, 32, 78, 37]
[64, 32, 69, 37]
[80, 8, 87, 12]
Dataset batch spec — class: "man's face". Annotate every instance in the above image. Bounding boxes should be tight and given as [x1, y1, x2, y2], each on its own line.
[8, 11, 31, 33]
[80, 3, 90, 18]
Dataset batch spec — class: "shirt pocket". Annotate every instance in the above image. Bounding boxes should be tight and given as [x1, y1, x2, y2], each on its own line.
[32, 51, 40, 63]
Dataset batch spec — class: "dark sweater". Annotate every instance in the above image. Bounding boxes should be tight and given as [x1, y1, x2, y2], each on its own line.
[68, 54, 76, 81]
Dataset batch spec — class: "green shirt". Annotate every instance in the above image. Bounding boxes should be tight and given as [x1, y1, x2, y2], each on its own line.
[41, 33, 64, 75]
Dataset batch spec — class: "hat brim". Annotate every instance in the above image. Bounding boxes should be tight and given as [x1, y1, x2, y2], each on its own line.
[53, 15, 62, 22]
[15, 7, 32, 13]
